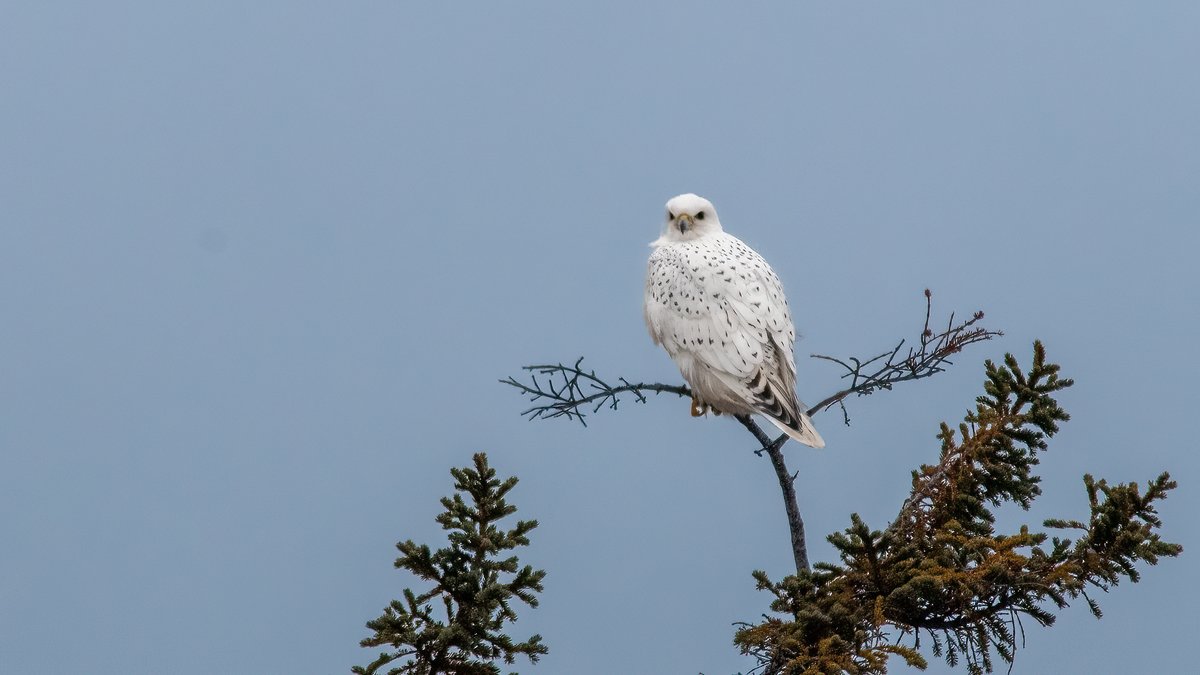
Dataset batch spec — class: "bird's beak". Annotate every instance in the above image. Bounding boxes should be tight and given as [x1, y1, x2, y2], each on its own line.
[675, 213, 694, 234]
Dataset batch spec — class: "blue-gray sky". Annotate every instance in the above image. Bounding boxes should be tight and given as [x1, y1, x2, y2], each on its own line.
[2, 3, 1196, 674]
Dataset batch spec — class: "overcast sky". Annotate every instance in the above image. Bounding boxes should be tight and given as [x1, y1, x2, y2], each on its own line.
[2, 3, 1196, 674]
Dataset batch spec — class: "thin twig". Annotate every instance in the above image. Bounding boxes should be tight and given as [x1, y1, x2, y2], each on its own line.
[807, 290, 1002, 423]
[499, 357, 691, 426]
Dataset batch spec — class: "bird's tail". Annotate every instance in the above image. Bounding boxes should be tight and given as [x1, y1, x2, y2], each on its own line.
[762, 408, 825, 448]
[744, 369, 826, 449]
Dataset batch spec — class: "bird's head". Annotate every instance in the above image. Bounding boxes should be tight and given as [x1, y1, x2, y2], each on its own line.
[653, 193, 722, 246]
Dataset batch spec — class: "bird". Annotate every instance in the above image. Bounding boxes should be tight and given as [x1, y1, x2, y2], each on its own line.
[643, 193, 825, 448]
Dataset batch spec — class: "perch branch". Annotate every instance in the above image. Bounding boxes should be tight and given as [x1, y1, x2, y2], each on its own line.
[501, 291, 999, 575]
[736, 414, 808, 571]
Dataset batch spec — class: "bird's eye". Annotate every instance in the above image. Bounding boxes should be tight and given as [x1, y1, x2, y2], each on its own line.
[667, 211, 674, 220]
[696, 211, 705, 220]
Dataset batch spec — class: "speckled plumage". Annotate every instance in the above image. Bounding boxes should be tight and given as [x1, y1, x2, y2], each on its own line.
[644, 194, 824, 448]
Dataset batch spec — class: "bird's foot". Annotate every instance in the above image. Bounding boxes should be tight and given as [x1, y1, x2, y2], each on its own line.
[690, 397, 708, 417]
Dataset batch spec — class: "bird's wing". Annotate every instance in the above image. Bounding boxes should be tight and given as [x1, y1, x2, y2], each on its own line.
[715, 253, 823, 447]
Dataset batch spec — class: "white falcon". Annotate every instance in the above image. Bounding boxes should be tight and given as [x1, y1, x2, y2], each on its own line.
[643, 193, 824, 448]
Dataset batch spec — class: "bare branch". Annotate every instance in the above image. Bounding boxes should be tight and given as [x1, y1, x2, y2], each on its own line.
[807, 289, 1002, 422]
[499, 357, 690, 426]
[500, 291, 1001, 576]
[502, 292, 997, 430]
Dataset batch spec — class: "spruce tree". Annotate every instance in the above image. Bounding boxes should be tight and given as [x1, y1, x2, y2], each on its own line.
[353, 453, 547, 675]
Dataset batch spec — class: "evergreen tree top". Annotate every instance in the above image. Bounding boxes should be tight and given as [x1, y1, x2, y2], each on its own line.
[354, 453, 547, 675]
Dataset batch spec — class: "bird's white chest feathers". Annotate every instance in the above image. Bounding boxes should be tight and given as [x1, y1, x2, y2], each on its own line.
[643, 233, 793, 345]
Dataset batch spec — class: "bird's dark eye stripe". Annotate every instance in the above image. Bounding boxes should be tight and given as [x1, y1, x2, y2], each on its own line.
[696, 211, 705, 220]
